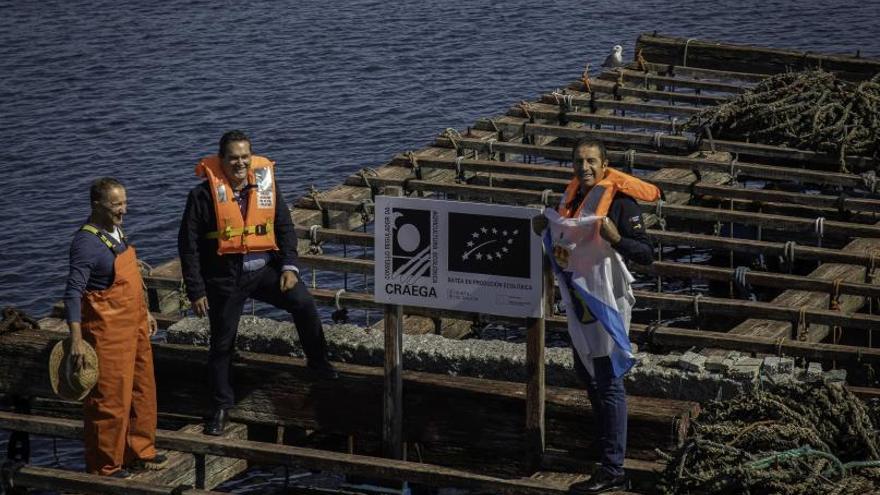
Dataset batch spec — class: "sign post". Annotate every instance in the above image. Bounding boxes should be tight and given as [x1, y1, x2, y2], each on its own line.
[374, 196, 544, 464]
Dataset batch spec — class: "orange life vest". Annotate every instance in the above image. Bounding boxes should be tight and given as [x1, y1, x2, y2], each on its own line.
[558, 167, 661, 219]
[195, 155, 279, 255]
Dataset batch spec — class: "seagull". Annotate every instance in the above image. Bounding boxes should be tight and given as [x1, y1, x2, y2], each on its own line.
[602, 45, 624, 68]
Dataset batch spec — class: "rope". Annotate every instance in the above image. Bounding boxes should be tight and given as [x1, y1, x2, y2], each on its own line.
[670, 117, 678, 135]
[655, 199, 667, 230]
[814, 216, 825, 248]
[306, 185, 323, 211]
[682, 38, 696, 67]
[795, 307, 809, 341]
[518, 100, 532, 121]
[775, 337, 786, 357]
[357, 167, 379, 197]
[442, 128, 462, 151]
[728, 153, 740, 185]
[830, 278, 843, 311]
[540, 189, 553, 207]
[334, 289, 346, 311]
[783, 241, 797, 273]
[0, 307, 41, 335]
[487, 138, 497, 159]
[624, 149, 636, 173]
[636, 48, 648, 72]
[581, 64, 592, 93]
[454, 155, 465, 182]
[692, 293, 702, 318]
[307, 225, 323, 255]
[861, 171, 878, 194]
[359, 199, 374, 223]
[653, 131, 665, 151]
[405, 151, 422, 180]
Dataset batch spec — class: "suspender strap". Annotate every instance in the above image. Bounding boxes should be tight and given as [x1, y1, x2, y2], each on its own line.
[80, 224, 126, 255]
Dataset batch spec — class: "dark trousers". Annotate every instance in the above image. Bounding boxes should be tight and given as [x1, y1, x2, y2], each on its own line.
[574, 352, 627, 477]
[206, 265, 330, 409]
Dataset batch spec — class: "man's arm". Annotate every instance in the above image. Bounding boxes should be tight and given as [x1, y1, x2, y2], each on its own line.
[178, 188, 207, 302]
[609, 196, 654, 265]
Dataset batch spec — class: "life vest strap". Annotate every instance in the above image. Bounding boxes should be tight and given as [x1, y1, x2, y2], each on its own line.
[205, 221, 274, 240]
[80, 224, 126, 255]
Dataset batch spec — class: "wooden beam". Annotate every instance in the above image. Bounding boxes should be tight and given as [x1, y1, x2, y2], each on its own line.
[509, 105, 681, 133]
[596, 69, 750, 93]
[641, 261, 880, 299]
[305, 178, 880, 239]
[0, 412, 585, 494]
[582, 79, 728, 105]
[435, 130, 873, 176]
[0, 330, 695, 472]
[383, 304, 403, 459]
[632, 290, 880, 332]
[636, 33, 880, 81]
[0, 464, 222, 495]
[537, 94, 701, 116]
[637, 62, 768, 83]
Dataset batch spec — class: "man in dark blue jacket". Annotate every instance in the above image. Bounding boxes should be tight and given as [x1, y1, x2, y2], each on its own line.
[178, 130, 336, 436]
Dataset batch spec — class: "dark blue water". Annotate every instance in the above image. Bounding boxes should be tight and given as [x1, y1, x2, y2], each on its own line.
[1, 0, 880, 491]
[2, 0, 879, 317]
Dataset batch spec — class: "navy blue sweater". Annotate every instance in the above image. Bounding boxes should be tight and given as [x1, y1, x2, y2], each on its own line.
[63, 226, 126, 323]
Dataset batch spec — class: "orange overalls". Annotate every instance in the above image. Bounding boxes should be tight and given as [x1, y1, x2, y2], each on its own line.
[81, 241, 158, 476]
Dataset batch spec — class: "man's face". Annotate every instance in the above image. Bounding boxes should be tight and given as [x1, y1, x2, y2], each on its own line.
[573, 145, 607, 191]
[221, 140, 252, 186]
[95, 186, 127, 227]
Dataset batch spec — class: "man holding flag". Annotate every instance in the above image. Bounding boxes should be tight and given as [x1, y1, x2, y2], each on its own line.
[537, 138, 658, 493]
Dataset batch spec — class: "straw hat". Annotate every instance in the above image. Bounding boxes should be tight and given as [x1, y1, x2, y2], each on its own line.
[48, 338, 99, 401]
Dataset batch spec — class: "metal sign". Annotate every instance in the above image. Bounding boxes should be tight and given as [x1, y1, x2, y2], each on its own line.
[374, 196, 543, 318]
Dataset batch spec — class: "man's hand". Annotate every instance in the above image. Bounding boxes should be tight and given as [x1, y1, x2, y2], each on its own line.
[531, 214, 548, 236]
[192, 296, 209, 317]
[68, 323, 87, 370]
[600, 217, 622, 245]
[280, 270, 299, 292]
[552, 245, 570, 269]
[147, 312, 158, 337]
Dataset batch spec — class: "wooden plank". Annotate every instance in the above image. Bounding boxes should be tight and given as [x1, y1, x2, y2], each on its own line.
[132, 423, 248, 490]
[0, 330, 695, 473]
[304, 179, 880, 239]
[632, 290, 880, 332]
[518, 122, 874, 171]
[538, 93, 701, 116]
[641, 261, 880, 299]
[508, 104, 681, 132]
[583, 78, 728, 105]
[5, 465, 221, 495]
[638, 61, 768, 83]
[597, 68, 751, 93]
[636, 33, 880, 81]
[383, 304, 403, 459]
[354, 162, 880, 216]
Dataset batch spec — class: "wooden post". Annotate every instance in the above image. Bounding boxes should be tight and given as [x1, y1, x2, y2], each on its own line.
[383, 304, 404, 460]
[526, 255, 551, 470]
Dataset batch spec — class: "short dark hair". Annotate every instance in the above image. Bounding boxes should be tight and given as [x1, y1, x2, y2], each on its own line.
[571, 137, 608, 163]
[218, 130, 252, 157]
[90, 177, 124, 204]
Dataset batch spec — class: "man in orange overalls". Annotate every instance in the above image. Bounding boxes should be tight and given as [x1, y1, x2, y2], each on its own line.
[63, 177, 166, 478]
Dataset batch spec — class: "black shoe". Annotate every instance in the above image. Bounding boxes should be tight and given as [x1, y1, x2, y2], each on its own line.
[205, 408, 228, 436]
[109, 468, 133, 479]
[307, 361, 339, 380]
[571, 470, 629, 494]
[128, 453, 169, 472]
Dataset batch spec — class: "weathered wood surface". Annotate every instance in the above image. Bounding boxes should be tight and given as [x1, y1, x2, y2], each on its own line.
[0, 329, 695, 475]
[636, 33, 880, 81]
[642, 261, 880, 299]
[392, 148, 870, 190]
[537, 93, 701, 116]
[133, 423, 248, 490]
[597, 68, 751, 94]
[728, 235, 880, 342]
[578, 78, 728, 105]
[2, 464, 222, 495]
[637, 61, 768, 84]
[0, 411, 661, 494]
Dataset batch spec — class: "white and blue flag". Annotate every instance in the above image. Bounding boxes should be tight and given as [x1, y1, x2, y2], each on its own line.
[544, 208, 636, 378]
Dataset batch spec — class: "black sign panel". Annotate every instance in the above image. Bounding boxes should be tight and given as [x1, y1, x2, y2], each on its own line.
[447, 212, 531, 279]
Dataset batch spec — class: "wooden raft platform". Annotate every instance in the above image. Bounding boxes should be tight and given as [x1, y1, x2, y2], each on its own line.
[8, 34, 880, 493]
